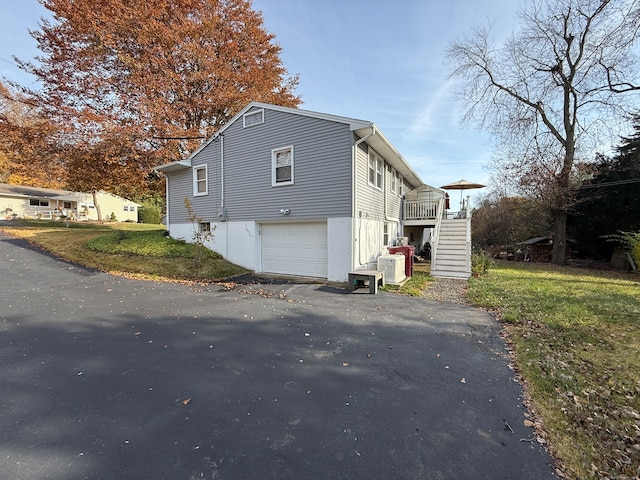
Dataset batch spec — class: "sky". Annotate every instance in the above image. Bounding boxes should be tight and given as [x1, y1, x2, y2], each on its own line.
[0, 0, 524, 203]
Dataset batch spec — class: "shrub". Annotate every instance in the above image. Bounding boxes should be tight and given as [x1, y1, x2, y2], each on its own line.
[138, 204, 162, 224]
[471, 250, 494, 275]
[606, 230, 640, 269]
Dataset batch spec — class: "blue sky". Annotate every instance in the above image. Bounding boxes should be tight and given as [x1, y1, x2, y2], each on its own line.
[0, 0, 523, 198]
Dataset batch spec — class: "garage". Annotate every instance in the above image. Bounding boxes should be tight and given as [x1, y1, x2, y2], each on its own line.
[261, 222, 328, 278]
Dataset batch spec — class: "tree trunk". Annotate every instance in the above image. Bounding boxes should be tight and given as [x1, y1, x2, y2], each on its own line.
[551, 208, 567, 264]
[92, 190, 103, 223]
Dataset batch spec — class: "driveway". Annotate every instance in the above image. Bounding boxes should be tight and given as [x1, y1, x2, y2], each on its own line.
[0, 231, 557, 479]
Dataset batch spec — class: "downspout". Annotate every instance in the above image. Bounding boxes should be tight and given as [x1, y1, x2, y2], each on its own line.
[352, 126, 376, 216]
[353, 126, 376, 266]
[165, 174, 170, 234]
[220, 135, 225, 213]
[220, 134, 228, 259]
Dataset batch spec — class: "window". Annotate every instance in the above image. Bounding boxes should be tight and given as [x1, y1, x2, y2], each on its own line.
[368, 151, 383, 189]
[390, 167, 397, 193]
[243, 109, 264, 128]
[272, 146, 294, 186]
[383, 223, 390, 246]
[193, 165, 208, 196]
[29, 198, 49, 207]
[199, 222, 211, 233]
[63, 201, 72, 209]
[398, 175, 405, 195]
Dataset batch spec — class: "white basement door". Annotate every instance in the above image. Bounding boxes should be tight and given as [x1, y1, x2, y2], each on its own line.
[261, 222, 328, 278]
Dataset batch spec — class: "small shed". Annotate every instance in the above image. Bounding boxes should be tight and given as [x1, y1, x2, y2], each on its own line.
[519, 236, 553, 262]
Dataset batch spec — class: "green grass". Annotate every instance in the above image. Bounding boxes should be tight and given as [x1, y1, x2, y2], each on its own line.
[468, 261, 640, 479]
[381, 264, 433, 296]
[0, 219, 249, 281]
[86, 229, 219, 258]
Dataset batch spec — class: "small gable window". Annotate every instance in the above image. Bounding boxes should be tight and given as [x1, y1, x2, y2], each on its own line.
[272, 146, 294, 186]
[193, 165, 208, 196]
[243, 109, 264, 128]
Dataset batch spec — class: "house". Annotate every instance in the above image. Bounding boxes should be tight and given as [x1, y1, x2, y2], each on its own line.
[0, 184, 141, 222]
[155, 102, 471, 281]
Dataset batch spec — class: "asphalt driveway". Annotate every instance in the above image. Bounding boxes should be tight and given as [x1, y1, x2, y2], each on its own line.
[0, 231, 557, 479]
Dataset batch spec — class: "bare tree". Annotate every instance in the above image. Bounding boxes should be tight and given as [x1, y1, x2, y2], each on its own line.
[447, 0, 640, 264]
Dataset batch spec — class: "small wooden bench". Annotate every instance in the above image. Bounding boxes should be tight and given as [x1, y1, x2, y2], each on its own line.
[348, 270, 385, 294]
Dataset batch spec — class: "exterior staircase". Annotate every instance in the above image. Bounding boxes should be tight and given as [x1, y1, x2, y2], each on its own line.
[430, 218, 471, 279]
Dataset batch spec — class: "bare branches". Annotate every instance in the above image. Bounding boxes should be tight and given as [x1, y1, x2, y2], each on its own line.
[446, 0, 640, 264]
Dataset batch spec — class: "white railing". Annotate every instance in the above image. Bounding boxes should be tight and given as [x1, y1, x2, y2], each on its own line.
[430, 199, 445, 268]
[404, 200, 439, 220]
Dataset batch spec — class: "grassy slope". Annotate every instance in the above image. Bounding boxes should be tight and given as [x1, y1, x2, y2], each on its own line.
[0, 220, 249, 281]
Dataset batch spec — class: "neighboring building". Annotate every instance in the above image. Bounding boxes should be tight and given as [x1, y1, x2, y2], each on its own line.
[156, 102, 471, 281]
[0, 184, 140, 222]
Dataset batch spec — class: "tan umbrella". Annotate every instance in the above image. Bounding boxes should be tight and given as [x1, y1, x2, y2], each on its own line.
[440, 179, 485, 210]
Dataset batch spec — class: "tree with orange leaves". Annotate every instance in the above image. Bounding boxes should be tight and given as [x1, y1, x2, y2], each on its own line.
[0, 82, 67, 188]
[13, 0, 300, 201]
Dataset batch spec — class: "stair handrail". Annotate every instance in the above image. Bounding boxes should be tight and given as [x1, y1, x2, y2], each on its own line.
[465, 195, 472, 273]
[430, 198, 445, 269]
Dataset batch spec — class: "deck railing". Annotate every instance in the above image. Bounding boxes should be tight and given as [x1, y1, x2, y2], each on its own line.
[404, 200, 439, 220]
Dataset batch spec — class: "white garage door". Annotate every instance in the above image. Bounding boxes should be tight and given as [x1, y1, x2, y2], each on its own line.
[261, 222, 328, 278]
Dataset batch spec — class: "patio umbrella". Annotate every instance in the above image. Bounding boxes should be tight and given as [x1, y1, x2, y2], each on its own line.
[440, 179, 485, 210]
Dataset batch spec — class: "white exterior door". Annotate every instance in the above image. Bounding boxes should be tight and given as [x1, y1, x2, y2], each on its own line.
[261, 222, 328, 278]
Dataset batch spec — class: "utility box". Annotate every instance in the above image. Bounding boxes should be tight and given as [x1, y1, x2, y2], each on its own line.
[377, 254, 406, 284]
[388, 246, 415, 277]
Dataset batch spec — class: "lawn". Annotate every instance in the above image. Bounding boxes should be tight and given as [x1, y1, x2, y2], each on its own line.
[468, 261, 640, 479]
[0, 219, 249, 281]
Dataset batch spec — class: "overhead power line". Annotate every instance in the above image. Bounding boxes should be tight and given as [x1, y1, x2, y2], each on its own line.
[577, 178, 640, 189]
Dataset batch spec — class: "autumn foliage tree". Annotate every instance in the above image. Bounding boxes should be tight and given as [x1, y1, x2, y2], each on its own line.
[0, 82, 67, 188]
[12, 0, 300, 198]
[447, 0, 640, 264]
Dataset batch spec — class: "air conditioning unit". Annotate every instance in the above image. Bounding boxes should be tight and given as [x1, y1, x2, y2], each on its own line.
[377, 254, 406, 285]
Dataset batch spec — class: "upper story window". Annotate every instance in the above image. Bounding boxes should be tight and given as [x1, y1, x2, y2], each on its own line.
[193, 165, 208, 196]
[368, 151, 383, 189]
[399, 174, 405, 195]
[272, 145, 294, 186]
[390, 167, 397, 193]
[243, 109, 264, 128]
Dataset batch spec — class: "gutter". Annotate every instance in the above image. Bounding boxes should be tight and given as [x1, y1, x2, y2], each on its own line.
[220, 135, 226, 218]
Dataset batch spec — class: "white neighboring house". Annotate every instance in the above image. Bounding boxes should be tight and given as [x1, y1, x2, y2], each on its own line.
[155, 102, 471, 281]
[0, 184, 140, 222]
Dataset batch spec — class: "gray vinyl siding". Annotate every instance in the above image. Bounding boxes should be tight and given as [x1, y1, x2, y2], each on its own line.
[221, 108, 353, 220]
[355, 142, 404, 222]
[167, 145, 221, 224]
[385, 165, 403, 219]
[355, 142, 384, 221]
[166, 168, 193, 223]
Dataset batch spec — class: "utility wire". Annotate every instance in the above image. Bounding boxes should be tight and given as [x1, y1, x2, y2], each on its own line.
[577, 178, 640, 189]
